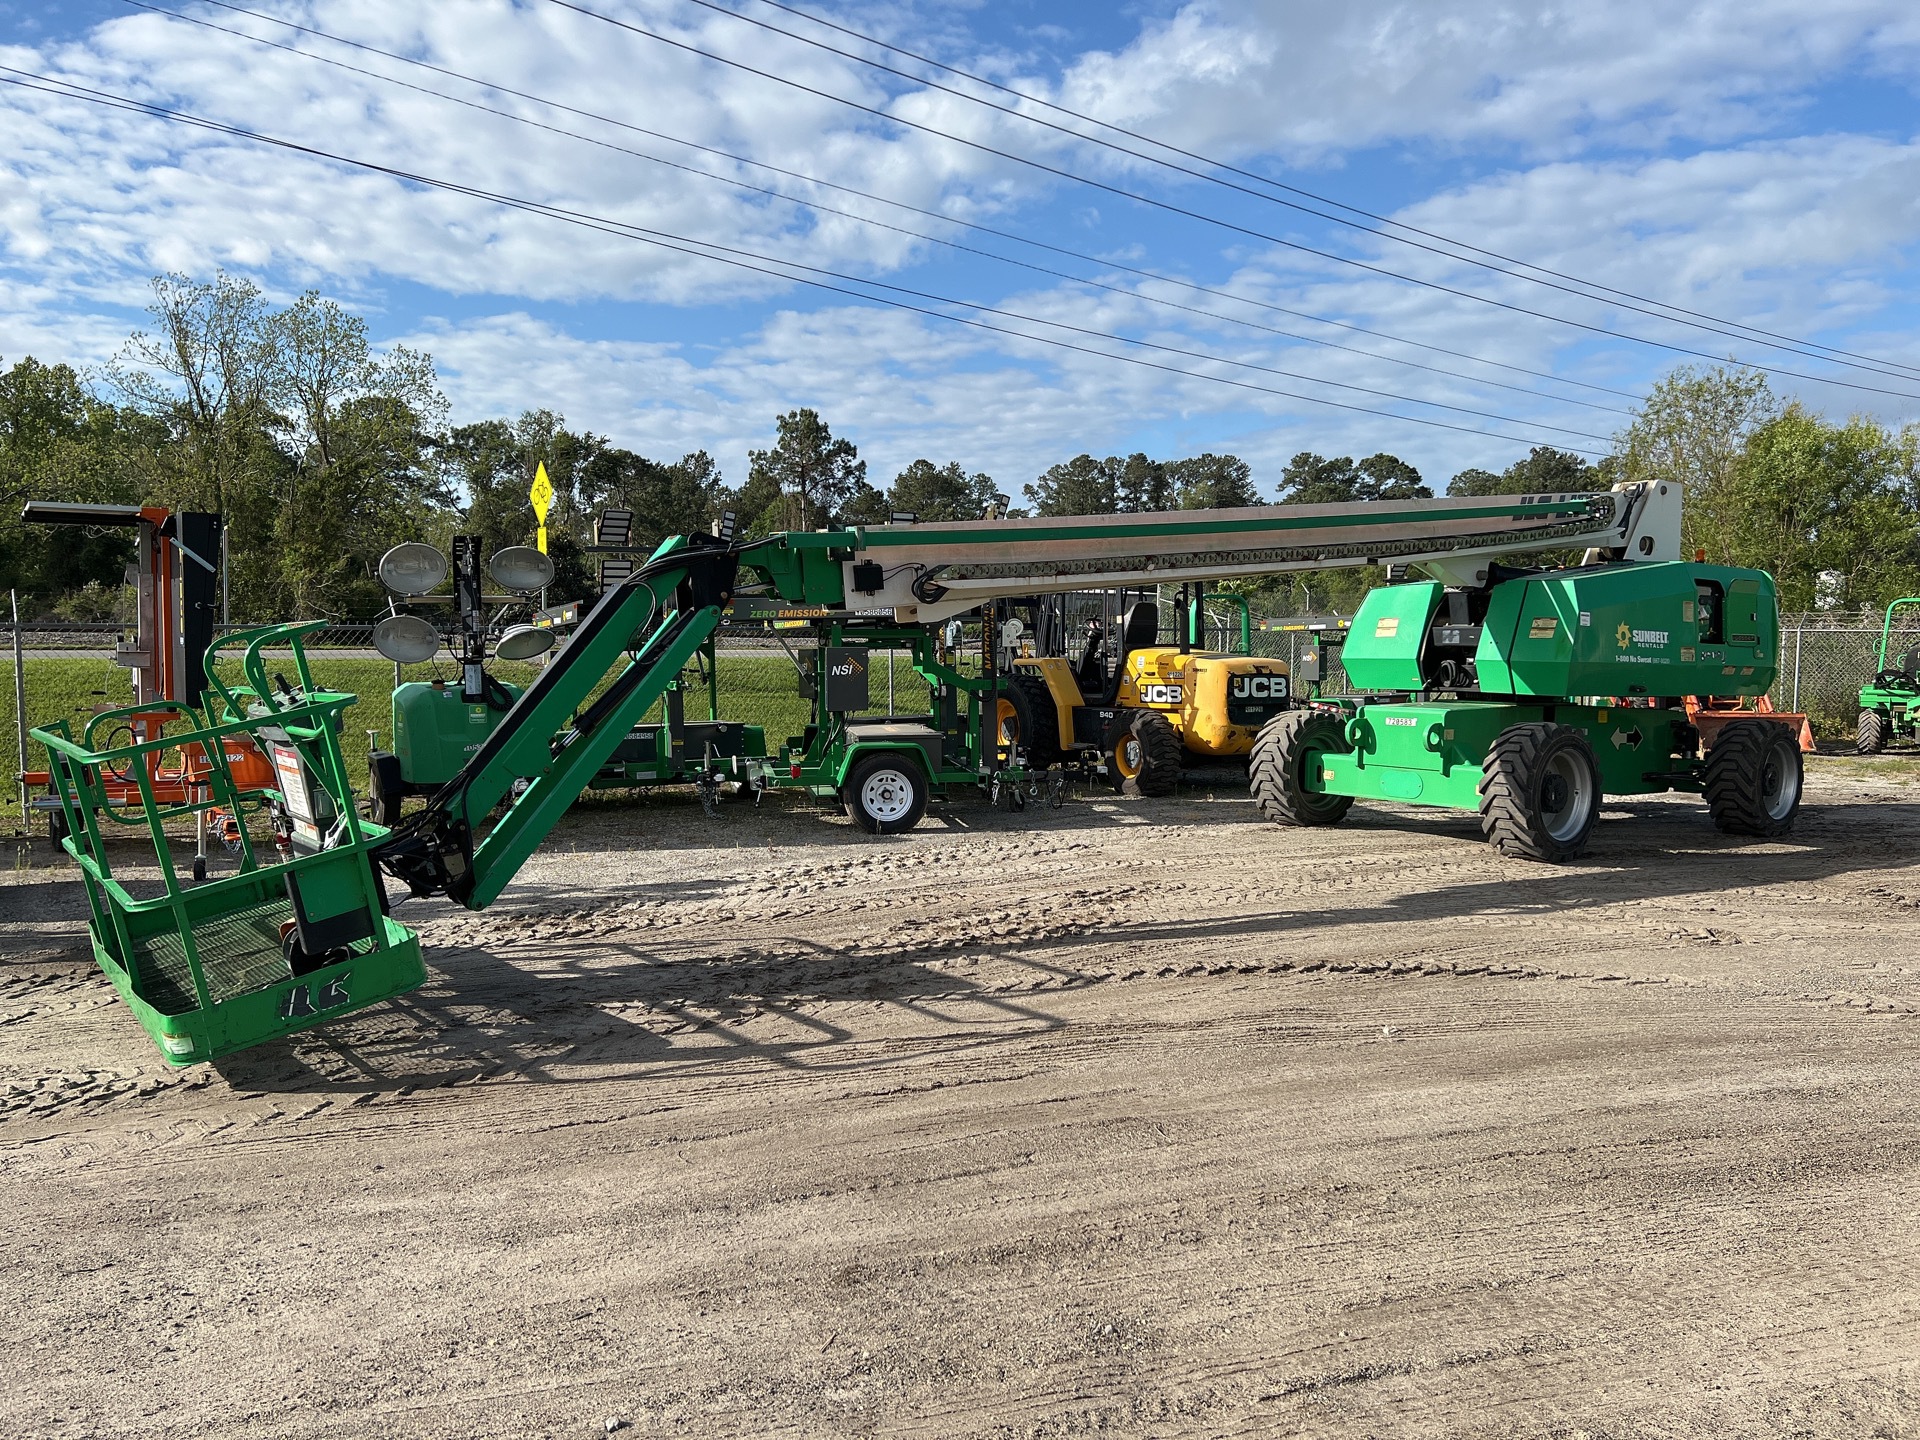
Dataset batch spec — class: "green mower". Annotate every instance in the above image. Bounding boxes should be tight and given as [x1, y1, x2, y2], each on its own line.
[1855, 597, 1920, 753]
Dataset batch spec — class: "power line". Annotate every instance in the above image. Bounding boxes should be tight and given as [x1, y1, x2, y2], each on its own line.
[128, 0, 1642, 410]
[119, 0, 1633, 420]
[713, 0, 1920, 382]
[0, 66, 1613, 455]
[543, 0, 1920, 402]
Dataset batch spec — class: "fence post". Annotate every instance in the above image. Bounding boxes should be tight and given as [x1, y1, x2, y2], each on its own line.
[1791, 624, 1803, 714]
[12, 590, 29, 833]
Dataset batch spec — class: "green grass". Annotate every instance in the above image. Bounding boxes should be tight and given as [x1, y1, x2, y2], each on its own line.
[4, 651, 930, 833]
[1807, 751, 1920, 781]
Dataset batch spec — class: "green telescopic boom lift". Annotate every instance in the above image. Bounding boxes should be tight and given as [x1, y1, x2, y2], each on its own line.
[35, 479, 1801, 1063]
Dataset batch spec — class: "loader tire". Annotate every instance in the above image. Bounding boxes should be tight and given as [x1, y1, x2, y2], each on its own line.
[1704, 718, 1802, 837]
[995, 672, 1064, 769]
[1856, 708, 1889, 755]
[1248, 709, 1353, 827]
[1109, 711, 1183, 797]
[1478, 722, 1601, 862]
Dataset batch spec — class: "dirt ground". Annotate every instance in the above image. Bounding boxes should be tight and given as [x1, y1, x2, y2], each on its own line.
[3, 759, 1918, 1439]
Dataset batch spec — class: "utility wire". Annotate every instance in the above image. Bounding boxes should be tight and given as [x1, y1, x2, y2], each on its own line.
[544, 0, 1920, 402]
[0, 67, 1612, 454]
[712, 0, 1920, 381]
[125, 0, 1641, 409]
[119, 0, 1633, 419]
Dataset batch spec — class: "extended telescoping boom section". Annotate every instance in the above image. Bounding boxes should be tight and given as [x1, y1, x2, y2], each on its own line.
[372, 482, 1681, 910]
[752, 481, 1681, 623]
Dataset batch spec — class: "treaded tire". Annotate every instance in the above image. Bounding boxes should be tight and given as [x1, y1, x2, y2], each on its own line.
[1478, 722, 1602, 862]
[1109, 710, 1183, 797]
[996, 671, 1065, 769]
[367, 751, 405, 827]
[1248, 710, 1353, 827]
[843, 752, 929, 834]
[1704, 718, 1802, 837]
[1857, 709, 1889, 755]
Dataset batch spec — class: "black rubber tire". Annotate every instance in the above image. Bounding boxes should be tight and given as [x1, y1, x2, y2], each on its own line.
[191, 856, 208, 883]
[842, 752, 929, 834]
[48, 805, 69, 851]
[1118, 710, 1183, 797]
[1857, 709, 1889, 755]
[367, 750, 405, 827]
[1704, 718, 1803, 836]
[1249, 710, 1354, 826]
[1478, 722, 1602, 862]
[996, 671, 1064, 769]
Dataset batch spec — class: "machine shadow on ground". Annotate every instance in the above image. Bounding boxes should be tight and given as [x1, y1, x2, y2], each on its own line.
[210, 927, 1070, 1099]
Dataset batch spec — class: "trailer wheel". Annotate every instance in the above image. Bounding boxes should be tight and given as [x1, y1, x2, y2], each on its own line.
[1249, 710, 1354, 827]
[1856, 709, 1889, 754]
[48, 806, 69, 851]
[1704, 718, 1802, 836]
[1109, 711, 1182, 797]
[367, 751, 405, 827]
[843, 752, 928, 834]
[1478, 722, 1601, 862]
[995, 672, 1063, 768]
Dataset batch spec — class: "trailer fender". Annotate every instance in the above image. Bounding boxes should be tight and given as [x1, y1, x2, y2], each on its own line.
[832, 737, 942, 789]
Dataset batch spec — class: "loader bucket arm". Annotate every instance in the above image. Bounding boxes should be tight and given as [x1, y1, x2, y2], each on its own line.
[373, 534, 738, 909]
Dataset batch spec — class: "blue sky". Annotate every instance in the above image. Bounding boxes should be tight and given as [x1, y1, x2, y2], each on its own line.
[1, 0, 1917, 499]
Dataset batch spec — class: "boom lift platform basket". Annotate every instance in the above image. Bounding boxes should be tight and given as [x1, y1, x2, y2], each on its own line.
[32, 622, 424, 1065]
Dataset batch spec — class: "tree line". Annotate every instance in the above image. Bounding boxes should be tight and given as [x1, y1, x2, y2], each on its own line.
[2, 272, 1916, 623]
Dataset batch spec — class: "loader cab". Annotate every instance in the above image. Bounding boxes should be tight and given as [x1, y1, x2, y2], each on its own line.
[1101, 601, 1162, 705]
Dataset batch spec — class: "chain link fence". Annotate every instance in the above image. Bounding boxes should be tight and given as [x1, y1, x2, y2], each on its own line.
[9, 604, 1914, 789]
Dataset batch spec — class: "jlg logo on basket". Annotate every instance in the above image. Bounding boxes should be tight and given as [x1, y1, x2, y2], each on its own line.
[1229, 676, 1289, 700]
[1141, 684, 1183, 705]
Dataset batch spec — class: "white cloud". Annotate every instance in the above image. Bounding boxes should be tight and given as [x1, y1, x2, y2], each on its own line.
[0, 0, 1916, 507]
[1046, 0, 1920, 163]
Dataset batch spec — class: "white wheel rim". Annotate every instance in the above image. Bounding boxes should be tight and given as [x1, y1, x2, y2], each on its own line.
[860, 768, 915, 823]
[1540, 749, 1595, 843]
[1761, 739, 1800, 819]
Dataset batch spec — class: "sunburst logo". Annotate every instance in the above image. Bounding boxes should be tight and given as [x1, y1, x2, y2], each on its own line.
[1615, 622, 1633, 648]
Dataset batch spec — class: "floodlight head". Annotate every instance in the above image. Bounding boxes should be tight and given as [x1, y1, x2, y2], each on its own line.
[890, 511, 918, 525]
[371, 613, 442, 664]
[595, 506, 634, 548]
[488, 545, 554, 594]
[493, 623, 556, 661]
[714, 508, 739, 543]
[378, 542, 448, 596]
